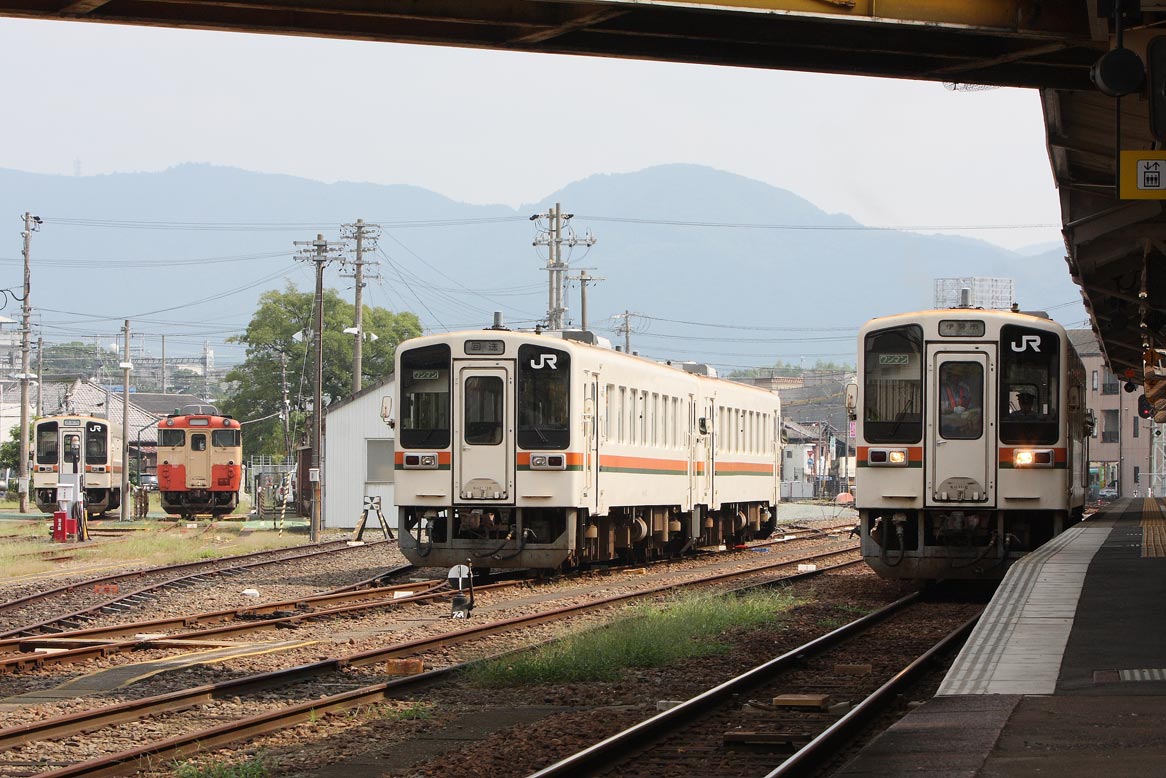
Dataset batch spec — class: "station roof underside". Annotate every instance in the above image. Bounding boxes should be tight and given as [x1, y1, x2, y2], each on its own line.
[4, 0, 1164, 381]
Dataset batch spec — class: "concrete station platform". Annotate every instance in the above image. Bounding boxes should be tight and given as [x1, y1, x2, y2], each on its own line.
[835, 498, 1166, 778]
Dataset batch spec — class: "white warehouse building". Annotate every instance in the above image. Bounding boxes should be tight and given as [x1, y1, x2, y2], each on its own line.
[323, 377, 396, 532]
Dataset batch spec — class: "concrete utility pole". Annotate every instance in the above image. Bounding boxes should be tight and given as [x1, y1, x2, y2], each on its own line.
[161, 335, 167, 394]
[18, 213, 40, 513]
[120, 320, 131, 521]
[340, 219, 380, 395]
[36, 337, 43, 417]
[294, 234, 344, 543]
[615, 310, 634, 353]
[567, 269, 605, 332]
[531, 204, 596, 330]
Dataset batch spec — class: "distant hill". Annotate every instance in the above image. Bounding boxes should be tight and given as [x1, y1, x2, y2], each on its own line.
[0, 163, 1087, 370]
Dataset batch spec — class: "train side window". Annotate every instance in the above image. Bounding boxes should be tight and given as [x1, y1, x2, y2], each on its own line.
[863, 324, 923, 443]
[191, 434, 207, 452]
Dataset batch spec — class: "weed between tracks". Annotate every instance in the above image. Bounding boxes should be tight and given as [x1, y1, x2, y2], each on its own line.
[0, 522, 303, 576]
[467, 589, 802, 686]
[173, 752, 270, 778]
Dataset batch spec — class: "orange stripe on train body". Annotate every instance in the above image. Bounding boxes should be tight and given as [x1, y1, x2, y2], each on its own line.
[856, 446, 924, 461]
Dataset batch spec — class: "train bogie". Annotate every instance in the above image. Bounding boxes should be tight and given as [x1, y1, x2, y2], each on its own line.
[853, 308, 1088, 581]
[394, 330, 782, 570]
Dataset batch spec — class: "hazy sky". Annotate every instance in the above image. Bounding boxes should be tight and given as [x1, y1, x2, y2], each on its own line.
[0, 17, 1062, 252]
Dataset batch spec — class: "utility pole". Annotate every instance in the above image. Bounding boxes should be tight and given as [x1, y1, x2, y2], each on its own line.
[567, 269, 604, 332]
[161, 335, 167, 394]
[340, 219, 380, 395]
[615, 310, 634, 353]
[36, 337, 43, 417]
[18, 213, 40, 513]
[294, 234, 344, 543]
[531, 203, 596, 330]
[280, 353, 291, 461]
[120, 320, 131, 521]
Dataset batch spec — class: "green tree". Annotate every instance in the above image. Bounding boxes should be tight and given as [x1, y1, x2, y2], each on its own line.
[221, 283, 422, 458]
[40, 341, 120, 381]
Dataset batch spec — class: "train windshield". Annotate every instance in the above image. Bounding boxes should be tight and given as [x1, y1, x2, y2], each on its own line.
[160, 429, 186, 447]
[1000, 325, 1060, 444]
[400, 344, 451, 448]
[36, 422, 58, 464]
[212, 429, 240, 447]
[86, 422, 108, 464]
[863, 325, 924, 443]
[517, 344, 570, 449]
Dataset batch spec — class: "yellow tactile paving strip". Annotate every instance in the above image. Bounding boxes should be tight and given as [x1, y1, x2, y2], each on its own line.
[1141, 497, 1166, 558]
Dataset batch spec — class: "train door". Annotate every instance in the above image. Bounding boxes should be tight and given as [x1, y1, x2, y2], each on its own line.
[452, 361, 514, 502]
[188, 431, 210, 488]
[583, 375, 599, 505]
[927, 348, 995, 505]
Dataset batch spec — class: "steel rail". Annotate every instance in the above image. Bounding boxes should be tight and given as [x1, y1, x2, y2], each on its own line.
[0, 573, 433, 653]
[0, 544, 856, 674]
[0, 540, 391, 638]
[12, 558, 864, 774]
[760, 611, 981, 778]
[526, 589, 924, 778]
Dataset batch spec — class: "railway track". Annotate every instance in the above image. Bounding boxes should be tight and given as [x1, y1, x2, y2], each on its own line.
[0, 539, 396, 638]
[0, 546, 864, 777]
[529, 592, 981, 778]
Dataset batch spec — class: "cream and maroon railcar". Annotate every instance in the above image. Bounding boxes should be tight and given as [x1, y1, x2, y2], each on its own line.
[852, 308, 1088, 581]
[32, 415, 124, 517]
[393, 329, 783, 570]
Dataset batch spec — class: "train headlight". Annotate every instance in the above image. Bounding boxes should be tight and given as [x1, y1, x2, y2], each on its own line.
[868, 448, 909, 467]
[1013, 449, 1054, 468]
[403, 453, 439, 470]
[529, 454, 566, 471]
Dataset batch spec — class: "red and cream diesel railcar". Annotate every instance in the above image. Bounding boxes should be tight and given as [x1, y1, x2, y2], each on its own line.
[393, 329, 783, 570]
[850, 307, 1089, 581]
[157, 409, 243, 518]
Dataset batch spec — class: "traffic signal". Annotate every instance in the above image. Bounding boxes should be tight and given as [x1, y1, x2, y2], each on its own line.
[1139, 393, 1154, 419]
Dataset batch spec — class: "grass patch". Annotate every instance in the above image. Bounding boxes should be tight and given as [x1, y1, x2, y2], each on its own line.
[0, 521, 303, 578]
[172, 754, 269, 778]
[467, 589, 799, 687]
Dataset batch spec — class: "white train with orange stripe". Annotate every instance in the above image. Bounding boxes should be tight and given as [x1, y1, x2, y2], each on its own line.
[393, 328, 782, 570]
[32, 415, 124, 517]
[849, 306, 1089, 581]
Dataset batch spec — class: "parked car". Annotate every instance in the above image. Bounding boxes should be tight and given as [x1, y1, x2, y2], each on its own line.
[139, 474, 158, 492]
[1098, 486, 1118, 502]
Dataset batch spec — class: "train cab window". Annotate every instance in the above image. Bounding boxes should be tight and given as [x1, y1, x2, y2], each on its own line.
[517, 345, 570, 449]
[212, 429, 240, 447]
[464, 375, 504, 446]
[85, 423, 108, 464]
[36, 423, 58, 464]
[160, 429, 185, 447]
[1000, 325, 1059, 445]
[938, 362, 984, 440]
[400, 344, 451, 449]
[191, 434, 207, 452]
[863, 324, 923, 443]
